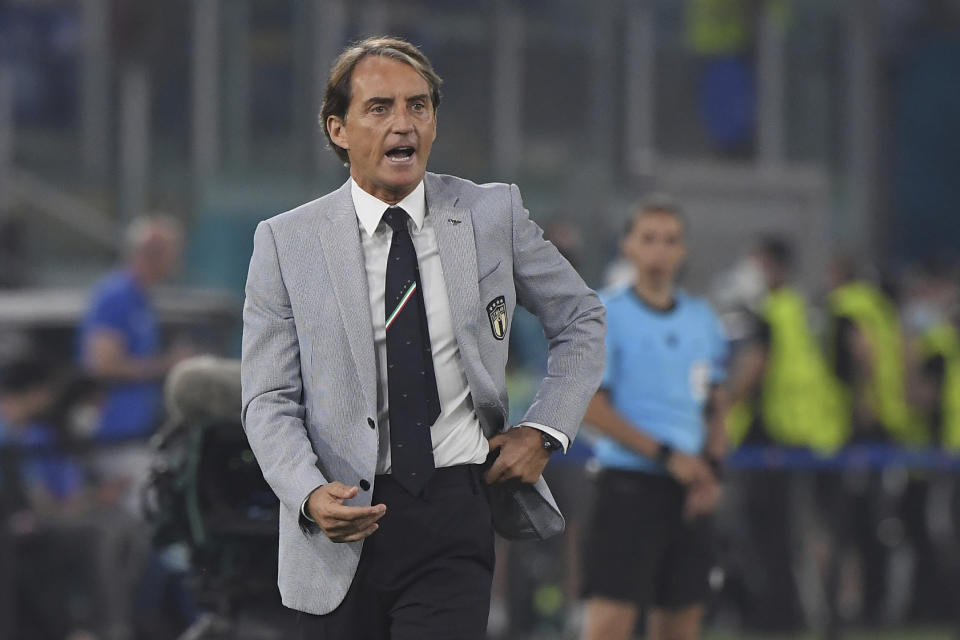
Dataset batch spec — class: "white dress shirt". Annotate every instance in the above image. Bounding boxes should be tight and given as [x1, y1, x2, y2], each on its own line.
[301, 179, 568, 519]
[353, 178, 488, 473]
[350, 178, 569, 473]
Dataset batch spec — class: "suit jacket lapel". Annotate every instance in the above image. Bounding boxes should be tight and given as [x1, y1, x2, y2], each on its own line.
[316, 180, 378, 414]
[426, 174, 504, 419]
[426, 174, 479, 349]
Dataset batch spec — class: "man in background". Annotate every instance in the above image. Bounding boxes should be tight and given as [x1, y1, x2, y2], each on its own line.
[77, 214, 192, 514]
[823, 256, 931, 629]
[725, 237, 847, 632]
[580, 197, 728, 640]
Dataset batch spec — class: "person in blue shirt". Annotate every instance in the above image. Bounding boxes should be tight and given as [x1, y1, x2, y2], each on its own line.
[0, 356, 93, 640]
[580, 196, 729, 640]
[77, 215, 190, 442]
[77, 215, 192, 515]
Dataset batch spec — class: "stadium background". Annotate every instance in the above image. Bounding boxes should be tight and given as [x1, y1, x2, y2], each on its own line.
[1, 0, 960, 638]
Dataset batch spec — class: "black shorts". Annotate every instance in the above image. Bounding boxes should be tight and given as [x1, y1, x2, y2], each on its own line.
[581, 468, 714, 609]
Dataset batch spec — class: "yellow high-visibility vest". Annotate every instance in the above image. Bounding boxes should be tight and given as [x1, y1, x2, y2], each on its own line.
[919, 323, 960, 451]
[828, 282, 928, 446]
[728, 287, 849, 452]
[686, 0, 790, 55]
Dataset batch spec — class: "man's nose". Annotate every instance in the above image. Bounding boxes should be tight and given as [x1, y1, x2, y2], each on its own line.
[390, 109, 414, 133]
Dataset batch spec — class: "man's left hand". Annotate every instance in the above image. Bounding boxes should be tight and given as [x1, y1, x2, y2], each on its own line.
[485, 426, 551, 484]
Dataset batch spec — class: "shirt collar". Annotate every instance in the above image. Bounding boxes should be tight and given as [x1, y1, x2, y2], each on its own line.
[350, 179, 426, 237]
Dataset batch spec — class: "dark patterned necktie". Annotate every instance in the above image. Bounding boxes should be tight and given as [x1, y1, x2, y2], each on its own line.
[383, 207, 441, 496]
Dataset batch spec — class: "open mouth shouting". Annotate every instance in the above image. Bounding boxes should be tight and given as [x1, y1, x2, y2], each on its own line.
[385, 145, 416, 164]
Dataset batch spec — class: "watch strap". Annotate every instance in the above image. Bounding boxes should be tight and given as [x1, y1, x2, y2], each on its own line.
[654, 442, 674, 466]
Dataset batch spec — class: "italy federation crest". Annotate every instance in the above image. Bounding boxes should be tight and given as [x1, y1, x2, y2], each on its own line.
[486, 295, 507, 341]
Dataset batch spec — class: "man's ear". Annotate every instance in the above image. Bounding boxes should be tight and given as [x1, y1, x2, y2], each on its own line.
[327, 115, 348, 151]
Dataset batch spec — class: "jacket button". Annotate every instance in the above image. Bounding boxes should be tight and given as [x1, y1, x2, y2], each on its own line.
[359, 479, 371, 491]
[367, 418, 376, 429]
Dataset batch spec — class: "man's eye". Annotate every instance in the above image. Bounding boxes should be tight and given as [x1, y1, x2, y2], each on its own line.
[412, 102, 425, 112]
[371, 105, 386, 114]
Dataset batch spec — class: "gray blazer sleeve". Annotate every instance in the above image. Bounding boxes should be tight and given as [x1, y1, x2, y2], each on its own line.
[509, 183, 606, 442]
[241, 221, 327, 515]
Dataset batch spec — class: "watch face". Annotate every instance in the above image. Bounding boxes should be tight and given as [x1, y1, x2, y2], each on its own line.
[542, 434, 561, 451]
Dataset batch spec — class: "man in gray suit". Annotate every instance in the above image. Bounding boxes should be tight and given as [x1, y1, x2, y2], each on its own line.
[241, 36, 605, 639]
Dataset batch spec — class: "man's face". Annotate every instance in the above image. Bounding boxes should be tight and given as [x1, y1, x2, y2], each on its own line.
[752, 250, 783, 291]
[327, 56, 437, 203]
[137, 228, 183, 284]
[623, 211, 687, 285]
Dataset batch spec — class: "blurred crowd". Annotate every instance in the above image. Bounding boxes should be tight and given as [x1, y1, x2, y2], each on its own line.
[708, 237, 960, 636]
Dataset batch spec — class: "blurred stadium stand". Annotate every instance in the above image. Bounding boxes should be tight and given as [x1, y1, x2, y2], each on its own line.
[2, 0, 931, 293]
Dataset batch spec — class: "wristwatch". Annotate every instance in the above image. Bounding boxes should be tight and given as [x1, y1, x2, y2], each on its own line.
[654, 442, 674, 466]
[540, 431, 563, 453]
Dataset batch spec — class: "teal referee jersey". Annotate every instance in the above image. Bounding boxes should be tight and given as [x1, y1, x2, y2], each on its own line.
[594, 287, 729, 474]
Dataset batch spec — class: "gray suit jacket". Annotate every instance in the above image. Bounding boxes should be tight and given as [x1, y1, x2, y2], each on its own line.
[240, 172, 605, 615]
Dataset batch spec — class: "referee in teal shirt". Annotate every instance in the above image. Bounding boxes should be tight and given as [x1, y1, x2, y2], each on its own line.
[580, 196, 729, 640]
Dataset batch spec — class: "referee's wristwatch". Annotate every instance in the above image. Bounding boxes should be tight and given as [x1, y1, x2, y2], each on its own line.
[654, 442, 674, 467]
[540, 431, 564, 454]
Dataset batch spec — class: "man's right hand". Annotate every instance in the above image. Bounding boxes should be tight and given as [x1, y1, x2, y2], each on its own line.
[665, 452, 714, 487]
[306, 482, 387, 543]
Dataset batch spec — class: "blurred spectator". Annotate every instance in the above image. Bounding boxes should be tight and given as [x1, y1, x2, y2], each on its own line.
[903, 262, 960, 624]
[818, 257, 904, 631]
[685, 0, 764, 157]
[912, 262, 960, 449]
[725, 236, 846, 632]
[76, 214, 193, 515]
[826, 255, 926, 446]
[0, 357, 57, 531]
[0, 355, 54, 640]
[0, 356, 102, 639]
[0, 359, 86, 514]
[727, 237, 847, 451]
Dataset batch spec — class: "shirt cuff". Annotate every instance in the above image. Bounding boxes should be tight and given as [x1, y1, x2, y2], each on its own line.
[518, 422, 570, 454]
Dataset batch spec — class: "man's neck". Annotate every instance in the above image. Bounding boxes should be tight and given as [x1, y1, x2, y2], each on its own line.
[633, 277, 675, 311]
[128, 263, 154, 289]
[351, 173, 418, 206]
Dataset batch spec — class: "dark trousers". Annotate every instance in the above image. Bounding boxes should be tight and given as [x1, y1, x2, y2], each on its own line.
[742, 469, 804, 632]
[818, 468, 891, 631]
[297, 464, 495, 640]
